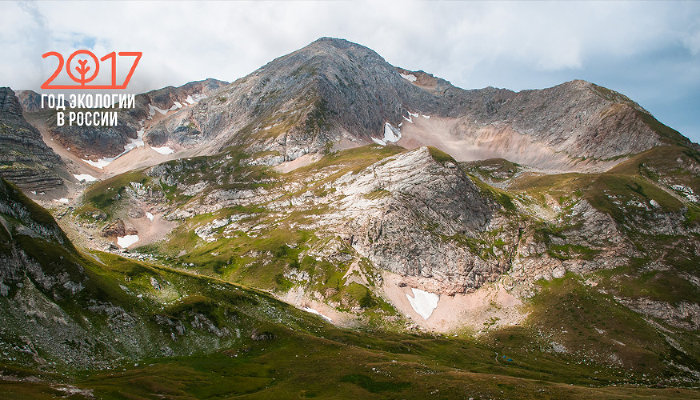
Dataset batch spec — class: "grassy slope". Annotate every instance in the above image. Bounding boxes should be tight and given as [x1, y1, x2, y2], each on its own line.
[3, 269, 699, 399]
[16, 144, 698, 397]
[505, 146, 700, 383]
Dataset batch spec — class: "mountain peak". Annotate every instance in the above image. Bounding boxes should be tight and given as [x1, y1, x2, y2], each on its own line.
[310, 36, 356, 48]
[122, 38, 693, 172]
[286, 37, 387, 67]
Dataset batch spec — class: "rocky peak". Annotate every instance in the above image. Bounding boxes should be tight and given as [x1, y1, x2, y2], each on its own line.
[28, 39, 694, 178]
[144, 38, 689, 170]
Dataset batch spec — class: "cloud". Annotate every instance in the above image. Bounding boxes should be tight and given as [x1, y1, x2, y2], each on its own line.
[1, 0, 699, 142]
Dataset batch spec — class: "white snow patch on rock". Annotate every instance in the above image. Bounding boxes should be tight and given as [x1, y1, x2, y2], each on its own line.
[124, 129, 145, 152]
[421, 114, 431, 119]
[55, 198, 70, 204]
[406, 288, 439, 320]
[73, 174, 98, 182]
[83, 156, 117, 169]
[303, 307, 332, 322]
[383, 122, 401, 143]
[146, 212, 154, 221]
[152, 146, 175, 155]
[372, 137, 386, 146]
[400, 73, 417, 82]
[148, 104, 168, 118]
[117, 235, 139, 248]
[82, 128, 145, 169]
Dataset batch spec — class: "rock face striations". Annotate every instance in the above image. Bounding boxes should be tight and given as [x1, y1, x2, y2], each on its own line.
[0, 88, 64, 192]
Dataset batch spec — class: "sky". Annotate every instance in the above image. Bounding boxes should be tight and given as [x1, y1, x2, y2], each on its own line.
[1, 1, 699, 143]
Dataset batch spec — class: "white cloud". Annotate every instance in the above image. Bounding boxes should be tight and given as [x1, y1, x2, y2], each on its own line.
[684, 30, 700, 56]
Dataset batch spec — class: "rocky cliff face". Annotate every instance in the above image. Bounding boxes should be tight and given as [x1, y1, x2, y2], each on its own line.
[462, 80, 678, 158]
[318, 147, 505, 294]
[0, 88, 64, 192]
[145, 38, 475, 159]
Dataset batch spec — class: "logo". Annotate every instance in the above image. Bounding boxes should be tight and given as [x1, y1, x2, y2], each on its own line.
[41, 50, 142, 90]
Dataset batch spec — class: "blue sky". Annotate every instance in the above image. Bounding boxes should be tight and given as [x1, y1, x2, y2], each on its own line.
[1, 1, 698, 143]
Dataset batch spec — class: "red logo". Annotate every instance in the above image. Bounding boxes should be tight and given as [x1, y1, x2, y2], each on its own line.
[41, 50, 142, 89]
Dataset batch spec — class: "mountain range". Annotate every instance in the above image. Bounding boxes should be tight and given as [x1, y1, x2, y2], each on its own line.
[0, 38, 698, 399]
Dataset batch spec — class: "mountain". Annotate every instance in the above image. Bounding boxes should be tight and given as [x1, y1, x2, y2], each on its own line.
[23, 39, 691, 181]
[2, 38, 699, 397]
[0, 88, 65, 193]
[2, 177, 698, 399]
[141, 38, 688, 172]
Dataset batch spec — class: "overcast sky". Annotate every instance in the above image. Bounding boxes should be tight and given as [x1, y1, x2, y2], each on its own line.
[1, 1, 699, 143]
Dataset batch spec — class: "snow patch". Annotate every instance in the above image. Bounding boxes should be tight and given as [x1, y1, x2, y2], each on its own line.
[124, 129, 145, 152]
[55, 198, 69, 204]
[400, 73, 417, 82]
[117, 235, 139, 248]
[403, 115, 413, 123]
[383, 122, 401, 143]
[152, 146, 175, 155]
[406, 288, 439, 320]
[83, 157, 118, 169]
[372, 137, 386, 146]
[73, 174, 98, 182]
[407, 111, 419, 118]
[421, 114, 431, 119]
[82, 128, 145, 169]
[148, 104, 168, 118]
[184, 94, 207, 105]
[146, 212, 154, 221]
[303, 307, 332, 322]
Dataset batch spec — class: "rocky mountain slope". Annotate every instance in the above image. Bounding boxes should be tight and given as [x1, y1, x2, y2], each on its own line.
[2, 38, 699, 397]
[0, 177, 343, 372]
[0, 88, 65, 193]
[1, 178, 699, 399]
[15, 39, 689, 187]
[140, 38, 688, 172]
[31, 78, 228, 162]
